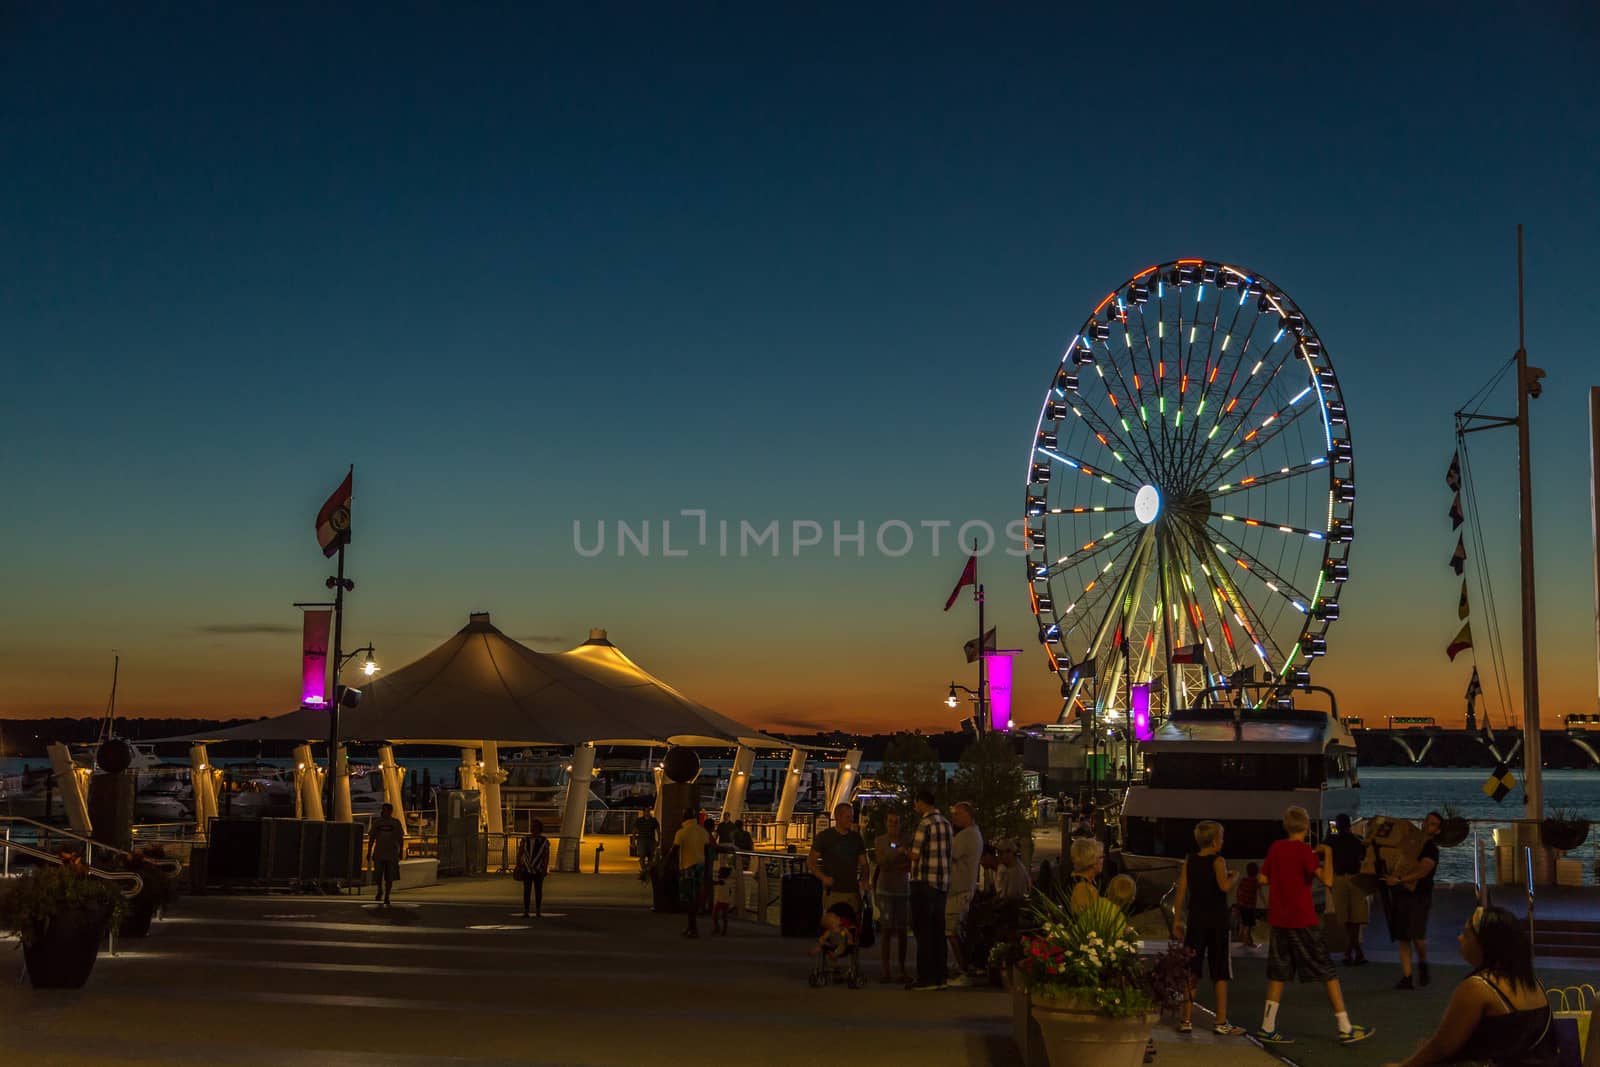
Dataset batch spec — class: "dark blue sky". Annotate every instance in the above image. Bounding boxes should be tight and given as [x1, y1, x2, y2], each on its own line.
[3, 5, 1598, 729]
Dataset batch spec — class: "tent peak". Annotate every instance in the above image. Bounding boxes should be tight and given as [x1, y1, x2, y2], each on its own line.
[584, 627, 614, 646]
[465, 611, 497, 632]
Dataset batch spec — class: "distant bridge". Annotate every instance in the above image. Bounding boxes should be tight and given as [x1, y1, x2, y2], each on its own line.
[1352, 726, 1600, 769]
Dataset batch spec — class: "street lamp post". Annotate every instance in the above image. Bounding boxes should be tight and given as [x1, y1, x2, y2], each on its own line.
[945, 682, 986, 736]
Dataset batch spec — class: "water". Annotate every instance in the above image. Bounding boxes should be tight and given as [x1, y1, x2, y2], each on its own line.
[1357, 768, 1600, 883]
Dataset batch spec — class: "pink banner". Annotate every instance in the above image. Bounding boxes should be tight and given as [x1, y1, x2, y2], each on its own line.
[301, 609, 332, 708]
[983, 652, 1012, 732]
[1131, 683, 1153, 740]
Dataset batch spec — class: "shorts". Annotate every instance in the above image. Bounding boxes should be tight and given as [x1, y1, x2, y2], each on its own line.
[373, 859, 400, 883]
[823, 891, 862, 922]
[1266, 926, 1338, 984]
[1331, 875, 1370, 925]
[876, 892, 909, 932]
[712, 901, 732, 917]
[1185, 925, 1233, 982]
[945, 891, 973, 937]
[678, 863, 704, 905]
[1389, 890, 1431, 941]
[1236, 907, 1260, 930]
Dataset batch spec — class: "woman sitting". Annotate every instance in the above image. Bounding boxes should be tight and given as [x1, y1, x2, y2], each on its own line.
[1382, 905, 1556, 1067]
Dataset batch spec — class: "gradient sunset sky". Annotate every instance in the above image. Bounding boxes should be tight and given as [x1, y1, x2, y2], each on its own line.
[3, 5, 1598, 734]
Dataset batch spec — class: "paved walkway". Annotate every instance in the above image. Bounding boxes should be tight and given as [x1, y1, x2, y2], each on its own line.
[2, 872, 1278, 1067]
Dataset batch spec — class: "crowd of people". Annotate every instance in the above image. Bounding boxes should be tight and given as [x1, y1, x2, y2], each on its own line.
[515, 794, 1563, 1065]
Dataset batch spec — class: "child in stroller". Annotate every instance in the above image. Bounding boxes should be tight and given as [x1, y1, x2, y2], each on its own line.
[807, 901, 865, 989]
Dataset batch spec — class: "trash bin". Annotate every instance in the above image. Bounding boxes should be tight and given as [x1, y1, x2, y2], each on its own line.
[780, 871, 822, 938]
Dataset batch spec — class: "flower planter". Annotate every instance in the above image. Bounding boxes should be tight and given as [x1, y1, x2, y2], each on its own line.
[1540, 820, 1590, 853]
[1011, 969, 1049, 1067]
[119, 895, 158, 938]
[1436, 818, 1470, 848]
[22, 906, 110, 989]
[1030, 991, 1158, 1067]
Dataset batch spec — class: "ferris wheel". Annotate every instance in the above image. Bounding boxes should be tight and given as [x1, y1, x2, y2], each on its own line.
[1025, 259, 1354, 718]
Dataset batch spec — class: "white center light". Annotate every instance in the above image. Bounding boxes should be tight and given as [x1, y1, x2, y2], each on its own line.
[1134, 484, 1162, 525]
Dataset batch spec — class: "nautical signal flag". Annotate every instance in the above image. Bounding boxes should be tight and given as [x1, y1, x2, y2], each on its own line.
[1169, 642, 1205, 664]
[1446, 621, 1473, 661]
[1459, 580, 1470, 620]
[1465, 666, 1482, 701]
[1449, 493, 1464, 530]
[1450, 534, 1467, 575]
[1482, 761, 1515, 804]
[944, 555, 977, 610]
[1446, 452, 1461, 491]
[964, 627, 997, 663]
[316, 470, 353, 558]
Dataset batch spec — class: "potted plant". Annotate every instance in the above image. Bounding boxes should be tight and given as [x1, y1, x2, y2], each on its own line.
[1013, 895, 1187, 1067]
[1435, 804, 1471, 848]
[1541, 809, 1591, 853]
[117, 845, 178, 938]
[0, 856, 127, 988]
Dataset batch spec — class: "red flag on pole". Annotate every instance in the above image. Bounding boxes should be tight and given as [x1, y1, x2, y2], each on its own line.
[944, 555, 977, 611]
[1170, 642, 1205, 664]
[1446, 621, 1473, 661]
[316, 471, 353, 558]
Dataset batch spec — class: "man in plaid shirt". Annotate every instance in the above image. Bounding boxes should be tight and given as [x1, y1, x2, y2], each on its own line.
[907, 788, 953, 990]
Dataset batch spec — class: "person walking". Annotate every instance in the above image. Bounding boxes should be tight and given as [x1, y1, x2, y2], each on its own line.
[906, 789, 953, 991]
[515, 818, 552, 918]
[873, 809, 913, 984]
[1172, 820, 1246, 1037]
[1328, 812, 1370, 965]
[1388, 811, 1442, 989]
[634, 809, 660, 873]
[366, 802, 405, 906]
[808, 802, 869, 917]
[671, 807, 711, 938]
[1380, 905, 1558, 1067]
[1254, 805, 1374, 1047]
[945, 801, 983, 986]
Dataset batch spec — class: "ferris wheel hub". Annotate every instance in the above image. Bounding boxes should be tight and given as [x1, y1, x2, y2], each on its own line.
[1134, 484, 1162, 525]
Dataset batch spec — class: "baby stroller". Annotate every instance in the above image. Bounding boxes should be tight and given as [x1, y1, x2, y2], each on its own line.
[807, 901, 866, 989]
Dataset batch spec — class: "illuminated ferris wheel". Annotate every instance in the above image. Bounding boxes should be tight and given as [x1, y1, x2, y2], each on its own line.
[1025, 259, 1354, 717]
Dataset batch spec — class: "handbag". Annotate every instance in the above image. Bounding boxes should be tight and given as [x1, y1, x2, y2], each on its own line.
[1549, 986, 1596, 1067]
[857, 893, 876, 949]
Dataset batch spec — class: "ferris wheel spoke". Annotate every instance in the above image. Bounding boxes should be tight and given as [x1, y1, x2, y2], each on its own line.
[1036, 444, 1143, 494]
[1209, 512, 1327, 544]
[1047, 505, 1135, 516]
[1054, 380, 1156, 484]
[1188, 528, 1289, 679]
[1065, 530, 1153, 660]
[1208, 458, 1330, 499]
[1197, 385, 1329, 491]
[1088, 334, 1163, 479]
[1170, 292, 1252, 484]
[1204, 524, 1318, 615]
[1044, 519, 1142, 579]
[1176, 528, 1247, 676]
[1057, 536, 1146, 655]
[1186, 331, 1303, 482]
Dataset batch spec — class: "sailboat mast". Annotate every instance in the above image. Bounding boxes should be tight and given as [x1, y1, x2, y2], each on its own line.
[100, 654, 120, 743]
[1514, 225, 1544, 822]
[1590, 385, 1600, 718]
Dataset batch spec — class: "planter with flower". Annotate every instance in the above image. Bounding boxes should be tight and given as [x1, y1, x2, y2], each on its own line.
[1011, 895, 1187, 1067]
[116, 845, 179, 938]
[0, 855, 128, 989]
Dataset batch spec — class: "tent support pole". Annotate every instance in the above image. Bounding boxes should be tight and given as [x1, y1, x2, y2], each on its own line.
[557, 743, 595, 873]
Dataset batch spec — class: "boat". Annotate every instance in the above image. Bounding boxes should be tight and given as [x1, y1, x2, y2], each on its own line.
[1117, 684, 1360, 888]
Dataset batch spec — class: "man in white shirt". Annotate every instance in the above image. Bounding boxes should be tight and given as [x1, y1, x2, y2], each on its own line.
[945, 801, 983, 986]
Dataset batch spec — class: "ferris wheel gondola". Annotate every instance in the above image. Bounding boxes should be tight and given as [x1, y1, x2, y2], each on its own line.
[1025, 259, 1354, 719]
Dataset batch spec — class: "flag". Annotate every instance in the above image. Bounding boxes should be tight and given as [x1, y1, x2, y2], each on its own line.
[1449, 492, 1464, 530]
[964, 627, 997, 663]
[1446, 621, 1473, 661]
[1458, 579, 1470, 620]
[943, 555, 977, 611]
[1465, 666, 1482, 700]
[1067, 657, 1097, 683]
[1446, 452, 1461, 491]
[1450, 534, 1466, 575]
[1482, 761, 1515, 803]
[1170, 642, 1205, 664]
[316, 471, 353, 558]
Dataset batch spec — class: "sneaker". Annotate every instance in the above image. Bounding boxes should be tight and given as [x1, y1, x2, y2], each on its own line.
[1214, 1023, 1246, 1037]
[1339, 1025, 1375, 1046]
[1419, 961, 1431, 987]
[946, 973, 972, 988]
[1395, 975, 1414, 990]
[909, 981, 947, 991]
[1253, 1029, 1294, 1045]
[1176, 1021, 1193, 1034]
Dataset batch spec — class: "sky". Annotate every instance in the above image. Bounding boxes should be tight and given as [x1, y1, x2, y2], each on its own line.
[3, 4, 1599, 734]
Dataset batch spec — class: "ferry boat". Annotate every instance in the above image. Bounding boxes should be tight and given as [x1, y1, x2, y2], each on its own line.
[1118, 684, 1360, 885]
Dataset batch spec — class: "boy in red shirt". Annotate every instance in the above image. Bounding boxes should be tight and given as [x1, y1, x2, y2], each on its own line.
[1254, 805, 1374, 1047]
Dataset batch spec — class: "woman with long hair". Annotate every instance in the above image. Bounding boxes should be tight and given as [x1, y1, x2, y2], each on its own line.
[1382, 905, 1556, 1066]
[515, 819, 551, 918]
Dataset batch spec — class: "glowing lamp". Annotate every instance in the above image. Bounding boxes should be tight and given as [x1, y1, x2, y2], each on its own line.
[1131, 684, 1153, 741]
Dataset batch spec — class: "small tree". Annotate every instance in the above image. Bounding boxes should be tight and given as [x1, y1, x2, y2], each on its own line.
[951, 733, 1034, 860]
[865, 731, 945, 839]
